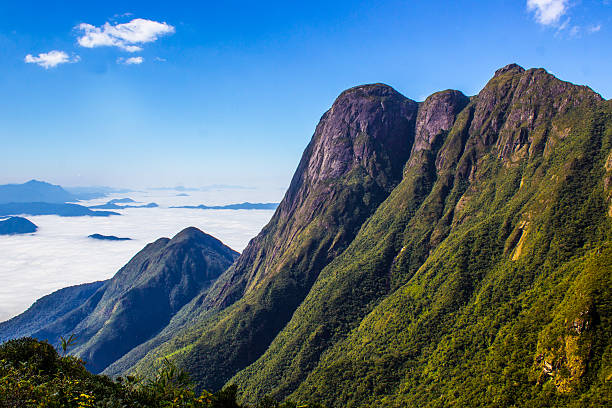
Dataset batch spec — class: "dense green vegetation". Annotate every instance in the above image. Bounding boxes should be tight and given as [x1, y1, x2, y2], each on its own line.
[0, 338, 323, 408]
[230, 67, 611, 407]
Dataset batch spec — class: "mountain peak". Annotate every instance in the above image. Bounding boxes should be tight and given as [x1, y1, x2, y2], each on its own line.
[494, 63, 525, 77]
[337, 83, 400, 100]
[25, 179, 47, 185]
[170, 227, 231, 252]
[172, 226, 208, 240]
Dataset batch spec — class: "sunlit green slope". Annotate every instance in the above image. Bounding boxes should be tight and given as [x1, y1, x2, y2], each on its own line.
[230, 65, 611, 407]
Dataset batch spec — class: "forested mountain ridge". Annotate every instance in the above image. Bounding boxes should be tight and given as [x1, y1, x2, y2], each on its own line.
[229, 64, 611, 406]
[117, 64, 610, 408]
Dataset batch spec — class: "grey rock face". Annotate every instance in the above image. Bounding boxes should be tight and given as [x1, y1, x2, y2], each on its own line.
[209, 83, 419, 308]
[406, 90, 469, 174]
[303, 84, 418, 187]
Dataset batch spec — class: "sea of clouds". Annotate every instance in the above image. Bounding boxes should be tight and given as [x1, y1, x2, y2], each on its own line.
[0, 187, 283, 322]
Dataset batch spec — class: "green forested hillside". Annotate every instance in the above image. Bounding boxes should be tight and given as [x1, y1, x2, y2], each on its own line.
[228, 65, 612, 406]
[0, 337, 320, 408]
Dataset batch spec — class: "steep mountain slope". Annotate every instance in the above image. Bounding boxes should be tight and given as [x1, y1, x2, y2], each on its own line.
[229, 65, 611, 407]
[124, 84, 419, 390]
[3, 227, 238, 374]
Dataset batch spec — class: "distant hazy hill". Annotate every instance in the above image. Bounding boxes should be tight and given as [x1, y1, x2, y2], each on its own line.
[64, 186, 133, 200]
[107, 198, 135, 204]
[88, 234, 131, 241]
[0, 217, 37, 235]
[0, 180, 76, 203]
[172, 202, 279, 210]
[89, 201, 158, 210]
[0, 202, 118, 217]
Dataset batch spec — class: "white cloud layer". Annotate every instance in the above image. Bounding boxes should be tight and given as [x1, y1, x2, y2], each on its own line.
[0, 189, 279, 322]
[76, 18, 175, 52]
[118, 56, 144, 65]
[24, 50, 80, 69]
[527, 0, 568, 25]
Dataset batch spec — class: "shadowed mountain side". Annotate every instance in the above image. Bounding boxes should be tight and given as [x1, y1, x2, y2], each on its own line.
[16, 227, 238, 374]
[0, 281, 105, 340]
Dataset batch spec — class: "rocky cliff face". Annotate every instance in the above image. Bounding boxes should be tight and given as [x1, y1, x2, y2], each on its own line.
[412, 89, 470, 158]
[455, 64, 603, 174]
[207, 83, 419, 308]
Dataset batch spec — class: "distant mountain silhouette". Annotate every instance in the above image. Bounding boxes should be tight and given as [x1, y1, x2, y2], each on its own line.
[0, 203, 118, 217]
[88, 234, 131, 241]
[0, 180, 76, 204]
[64, 186, 133, 201]
[89, 201, 158, 210]
[107, 198, 135, 204]
[0, 217, 38, 235]
[172, 202, 279, 210]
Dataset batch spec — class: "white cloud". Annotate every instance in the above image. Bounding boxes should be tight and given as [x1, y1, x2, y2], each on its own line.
[24, 50, 80, 69]
[557, 17, 570, 31]
[527, 0, 568, 25]
[118, 56, 144, 65]
[588, 24, 602, 33]
[76, 18, 175, 52]
[570, 25, 581, 37]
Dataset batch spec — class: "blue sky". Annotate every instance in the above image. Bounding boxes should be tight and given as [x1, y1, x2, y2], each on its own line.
[0, 0, 610, 190]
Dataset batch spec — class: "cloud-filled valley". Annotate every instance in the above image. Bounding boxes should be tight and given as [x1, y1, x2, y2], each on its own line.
[0, 188, 279, 322]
